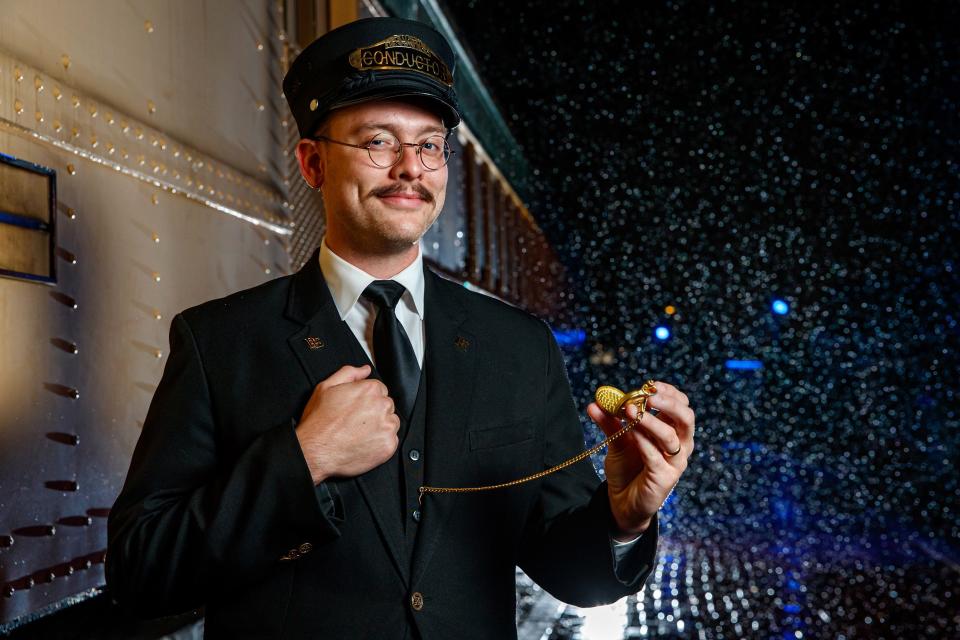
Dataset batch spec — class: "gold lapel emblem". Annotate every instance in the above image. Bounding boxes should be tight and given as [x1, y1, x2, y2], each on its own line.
[454, 336, 470, 351]
[304, 336, 325, 350]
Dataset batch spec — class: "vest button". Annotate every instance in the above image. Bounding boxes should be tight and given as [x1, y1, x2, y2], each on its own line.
[408, 449, 421, 462]
[410, 591, 424, 611]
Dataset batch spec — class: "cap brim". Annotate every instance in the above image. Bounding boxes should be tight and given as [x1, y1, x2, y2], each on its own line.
[330, 89, 460, 129]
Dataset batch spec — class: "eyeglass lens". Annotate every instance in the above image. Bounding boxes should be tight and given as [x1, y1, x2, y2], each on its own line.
[367, 133, 451, 170]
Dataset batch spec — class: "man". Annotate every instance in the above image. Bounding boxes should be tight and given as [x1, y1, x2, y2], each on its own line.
[106, 17, 695, 639]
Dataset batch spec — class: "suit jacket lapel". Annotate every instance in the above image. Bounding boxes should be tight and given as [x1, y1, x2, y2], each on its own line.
[284, 248, 409, 587]
[412, 269, 478, 585]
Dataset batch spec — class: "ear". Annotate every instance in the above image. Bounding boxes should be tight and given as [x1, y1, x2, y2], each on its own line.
[295, 139, 324, 190]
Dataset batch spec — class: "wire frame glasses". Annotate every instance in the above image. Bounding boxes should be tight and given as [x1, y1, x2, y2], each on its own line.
[313, 132, 454, 170]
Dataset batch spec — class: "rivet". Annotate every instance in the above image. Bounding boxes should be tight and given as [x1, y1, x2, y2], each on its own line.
[151, 194, 159, 205]
[154, 350, 163, 359]
[88, 105, 98, 118]
[14, 99, 23, 114]
[71, 95, 80, 108]
[66, 163, 76, 175]
[35, 111, 43, 123]
[53, 120, 62, 132]
[34, 76, 43, 91]
[60, 54, 71, 70]
[153, 272, 161, 283]
[52, 86, 62, 100]
[152, 233, 160, 243]
[13, 67, 23, 82]
[147, 100, 156, 114]
[144, 20, 154, 33]
[256, 41, 264, 51]
[153, 310, 162, 320]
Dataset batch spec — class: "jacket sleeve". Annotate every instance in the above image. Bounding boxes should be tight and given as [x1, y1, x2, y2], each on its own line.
[106, 313, 342, 617]
[517, 322, 657, 607]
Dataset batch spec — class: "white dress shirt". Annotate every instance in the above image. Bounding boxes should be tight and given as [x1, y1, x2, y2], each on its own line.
[318, 237, 425, 368]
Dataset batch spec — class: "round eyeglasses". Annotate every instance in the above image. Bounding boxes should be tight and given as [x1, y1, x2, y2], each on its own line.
[313, 132, 454, 170]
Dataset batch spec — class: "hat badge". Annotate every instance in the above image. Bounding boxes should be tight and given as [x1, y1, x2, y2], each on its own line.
[348, 34, 453, 87]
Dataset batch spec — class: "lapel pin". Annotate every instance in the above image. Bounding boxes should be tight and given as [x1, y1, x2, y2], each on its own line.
[304, 336, 325, 350]
[454, 336, 470, 351]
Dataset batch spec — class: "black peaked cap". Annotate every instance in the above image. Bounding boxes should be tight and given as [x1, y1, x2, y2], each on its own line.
[283, 17, 461, 137]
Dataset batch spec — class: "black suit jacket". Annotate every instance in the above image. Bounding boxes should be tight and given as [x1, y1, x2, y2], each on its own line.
[106, 250, 657, 638]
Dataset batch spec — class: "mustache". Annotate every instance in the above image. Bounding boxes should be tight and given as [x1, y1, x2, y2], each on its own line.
[370, 183, 434, 203]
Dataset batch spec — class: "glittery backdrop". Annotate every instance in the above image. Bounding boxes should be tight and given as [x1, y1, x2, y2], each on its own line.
[445, 1, 959, 637]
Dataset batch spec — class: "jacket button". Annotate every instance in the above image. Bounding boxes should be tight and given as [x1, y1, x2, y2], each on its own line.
[411, 509, 421, 522]
[408, 449, 421, 462]
[410, 591, 424, 611]
[299, 542, 313, 554]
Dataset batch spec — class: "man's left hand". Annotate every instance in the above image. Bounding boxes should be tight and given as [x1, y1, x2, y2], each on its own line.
[586, 381, 695, 540]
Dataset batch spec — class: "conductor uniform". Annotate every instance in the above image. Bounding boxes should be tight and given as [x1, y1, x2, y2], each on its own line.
[106, 17, 658, 639]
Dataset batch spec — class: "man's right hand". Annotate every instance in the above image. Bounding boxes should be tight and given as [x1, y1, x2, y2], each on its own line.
[295, 364, 400, 484]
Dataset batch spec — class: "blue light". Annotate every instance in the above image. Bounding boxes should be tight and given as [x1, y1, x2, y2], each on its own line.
[772, 299, 789, 315]
[654, 326, 671, 341]
[552, 328, 586, 347]
[725, 359, 764, 370]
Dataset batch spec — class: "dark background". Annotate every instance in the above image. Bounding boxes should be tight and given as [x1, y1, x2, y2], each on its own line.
[443, 0, 959, 634]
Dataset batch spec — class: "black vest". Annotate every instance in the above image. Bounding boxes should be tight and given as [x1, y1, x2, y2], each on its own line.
[347, 329, 428, 638]
[391, 368, 427, 640]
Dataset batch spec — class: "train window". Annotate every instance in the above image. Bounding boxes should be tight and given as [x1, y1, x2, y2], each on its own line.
[0, 153, 57, 284]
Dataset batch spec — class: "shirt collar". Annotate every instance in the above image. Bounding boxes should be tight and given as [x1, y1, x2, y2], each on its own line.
[318, 237, 425, 320]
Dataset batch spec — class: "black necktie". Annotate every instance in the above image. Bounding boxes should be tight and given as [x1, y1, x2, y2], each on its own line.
[363, 280, 420, 421]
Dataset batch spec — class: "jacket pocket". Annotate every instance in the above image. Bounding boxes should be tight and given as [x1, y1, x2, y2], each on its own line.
[468, 419, 534, 451]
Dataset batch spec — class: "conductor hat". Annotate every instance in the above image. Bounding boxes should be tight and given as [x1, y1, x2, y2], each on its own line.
[283, 17, 461, 137]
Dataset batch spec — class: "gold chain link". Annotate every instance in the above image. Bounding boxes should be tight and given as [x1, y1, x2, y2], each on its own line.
[418, 418, 640, 504]
[417, 382, 656, 505]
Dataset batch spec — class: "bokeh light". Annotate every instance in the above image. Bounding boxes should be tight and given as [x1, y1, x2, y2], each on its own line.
[447, 0, 959, 637]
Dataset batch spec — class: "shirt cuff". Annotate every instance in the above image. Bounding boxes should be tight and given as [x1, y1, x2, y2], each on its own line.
[611, 533, 642, 564]
[608, 513, 659, 584]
